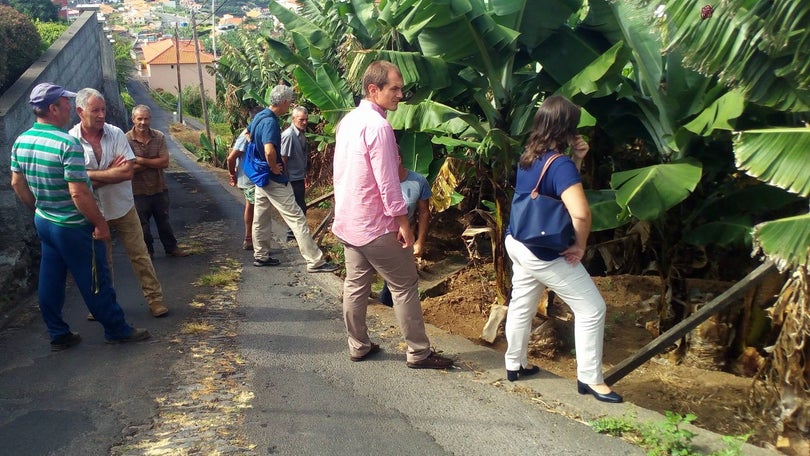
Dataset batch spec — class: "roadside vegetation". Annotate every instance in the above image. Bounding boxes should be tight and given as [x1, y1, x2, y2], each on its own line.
[206, 1, 808, 449]
[591, 411, 751, 456]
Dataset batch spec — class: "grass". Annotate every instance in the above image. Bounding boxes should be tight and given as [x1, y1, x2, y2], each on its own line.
[195, 259, 241, 288]
[589, 412, 752, 456]
[180, 320, 215, 335]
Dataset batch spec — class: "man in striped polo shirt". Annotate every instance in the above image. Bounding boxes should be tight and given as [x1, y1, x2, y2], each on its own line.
[10, 82, 150, 351]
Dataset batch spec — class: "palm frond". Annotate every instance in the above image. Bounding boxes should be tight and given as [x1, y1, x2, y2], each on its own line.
[734, 128, 810, 198]
[650, 0, 810, 111]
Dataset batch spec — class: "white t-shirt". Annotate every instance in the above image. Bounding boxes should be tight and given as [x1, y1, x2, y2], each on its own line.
[69, 122, 136, 220]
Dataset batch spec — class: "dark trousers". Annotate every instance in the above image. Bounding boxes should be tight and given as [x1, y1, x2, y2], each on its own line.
[290, 180, 306, 214]
[287, 180, 307, 236]
[134, 190, 179, 254]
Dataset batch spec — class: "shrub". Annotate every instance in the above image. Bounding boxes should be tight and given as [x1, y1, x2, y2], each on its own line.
[3, 0, 58, 22]
[181, 84, 204, 118]
[113, 40, 136, 90]
[121, 91, 135, 115]
[35, 20, 67, 51]
[0, 5, 41, 92]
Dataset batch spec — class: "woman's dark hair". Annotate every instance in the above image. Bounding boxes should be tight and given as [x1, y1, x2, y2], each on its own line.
[519, 95, 580, 169]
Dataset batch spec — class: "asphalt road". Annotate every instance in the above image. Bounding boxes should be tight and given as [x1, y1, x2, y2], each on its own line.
[1, 80, 767, 455]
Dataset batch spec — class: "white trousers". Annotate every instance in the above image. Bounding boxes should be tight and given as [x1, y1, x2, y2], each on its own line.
[252, 180, 325, 268]
[504, 235, 606, 384]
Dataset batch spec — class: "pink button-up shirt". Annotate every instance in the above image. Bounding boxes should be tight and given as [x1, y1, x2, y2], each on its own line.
[332, 100, 407, 246]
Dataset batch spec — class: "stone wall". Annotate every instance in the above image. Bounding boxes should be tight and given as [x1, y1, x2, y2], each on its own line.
[0, 11, 126, 313]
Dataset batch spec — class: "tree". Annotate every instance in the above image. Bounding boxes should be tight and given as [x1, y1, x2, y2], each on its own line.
[0, 4, 41, 92]
[0, 0, 59, 22]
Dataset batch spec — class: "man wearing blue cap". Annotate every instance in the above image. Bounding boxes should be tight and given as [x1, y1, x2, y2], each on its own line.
[9, 82, 150, 351]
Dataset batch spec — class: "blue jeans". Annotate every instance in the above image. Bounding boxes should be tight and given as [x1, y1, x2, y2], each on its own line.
[35, 215, 133, 341]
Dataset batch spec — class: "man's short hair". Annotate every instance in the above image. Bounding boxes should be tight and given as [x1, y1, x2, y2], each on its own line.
[76, 88, 104, 109]
[292, 106, 308, 117]
[268, 85, 295, 107]
[132, 104, 151, 117]
[361, 61, 400, 97]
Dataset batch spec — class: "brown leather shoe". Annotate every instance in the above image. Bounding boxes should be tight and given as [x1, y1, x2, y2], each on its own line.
[105, 328, 151, 344]
[406, 351, 453, 369]
[350, 343, 380, 362]
[168, 248, 190, 257]
[149, 303, 169, 317]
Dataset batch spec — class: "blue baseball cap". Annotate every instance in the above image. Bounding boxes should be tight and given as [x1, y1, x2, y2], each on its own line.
[29, 83, 77, 109]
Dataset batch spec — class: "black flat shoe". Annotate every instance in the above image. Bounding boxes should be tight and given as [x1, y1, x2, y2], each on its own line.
[506, 365, 541, 382]
[577, 380, 623, 403]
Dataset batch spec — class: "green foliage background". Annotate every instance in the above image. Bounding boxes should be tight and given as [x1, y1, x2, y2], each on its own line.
[35, 20, 67, 51]
[0, 4, 41, 92]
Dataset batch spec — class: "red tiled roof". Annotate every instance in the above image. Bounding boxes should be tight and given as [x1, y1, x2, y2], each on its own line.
[142, 38, 214, 65]
[219, 16, 243, 26]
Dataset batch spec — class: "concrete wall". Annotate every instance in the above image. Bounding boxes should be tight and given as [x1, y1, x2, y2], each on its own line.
[0, 11, 126, 312]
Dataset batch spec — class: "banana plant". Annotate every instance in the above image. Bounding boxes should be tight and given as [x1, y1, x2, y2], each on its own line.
[629, 1, 810, 271]
[638, 0, 810, 439]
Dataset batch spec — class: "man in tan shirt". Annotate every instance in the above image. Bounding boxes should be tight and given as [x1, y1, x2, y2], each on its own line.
[126, 104, 189, 259]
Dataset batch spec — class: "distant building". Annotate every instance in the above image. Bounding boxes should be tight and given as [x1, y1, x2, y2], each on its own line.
[52, 0, 67, 20]
[139, 38, 216, 98]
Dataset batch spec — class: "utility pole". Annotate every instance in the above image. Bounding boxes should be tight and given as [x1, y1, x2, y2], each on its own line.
[190, 10, 214, 165]
[211, 0, 216, 61]
[174, 22, 183, 124]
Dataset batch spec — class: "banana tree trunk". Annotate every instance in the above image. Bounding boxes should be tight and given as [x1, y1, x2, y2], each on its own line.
[492, 179, 512, 305]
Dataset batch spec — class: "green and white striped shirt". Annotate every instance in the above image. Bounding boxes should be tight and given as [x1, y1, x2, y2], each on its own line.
[10, 122, 91, 226]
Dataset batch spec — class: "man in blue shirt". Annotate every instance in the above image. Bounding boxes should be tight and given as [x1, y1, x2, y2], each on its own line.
[248, 85, 338, 273]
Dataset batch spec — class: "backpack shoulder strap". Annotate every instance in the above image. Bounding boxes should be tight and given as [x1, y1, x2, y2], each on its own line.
[530, 152, 563, 198]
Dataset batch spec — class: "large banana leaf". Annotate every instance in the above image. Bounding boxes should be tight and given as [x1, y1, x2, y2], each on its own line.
[734, 128, 810, 198]
[611, 158, 703, 221]
[683, 89, 745, 136]
[490, 0, 582, 49]
[683, 218, 754, 247]
[267, 0, 333, 56]
[261, 35, 314, 77]
[406, 0, 520, 100]
[388, 100, 481, 136]
[398, 131, 434, 176]
[753, 213, 810, 271]
[556, 41, 629, 101]
[652, 0, 810, 111]
[293, 66, 354, 125]
[586, 189, 628, 231]
[375, 50, 452, 90]
[688, 183, 805, 222]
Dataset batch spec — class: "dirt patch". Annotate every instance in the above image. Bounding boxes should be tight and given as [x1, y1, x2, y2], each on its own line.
[421, 263, 773, 446]
[303, 203, 773, 445]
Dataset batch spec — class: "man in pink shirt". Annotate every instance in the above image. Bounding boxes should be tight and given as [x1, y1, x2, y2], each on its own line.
[333, 60, 453, 369]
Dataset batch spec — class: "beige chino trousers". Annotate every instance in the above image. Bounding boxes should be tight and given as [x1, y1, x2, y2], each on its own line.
[106, 206, 164, 307]
[252, 180, 325, 267]
[341, 232, 432, 363]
